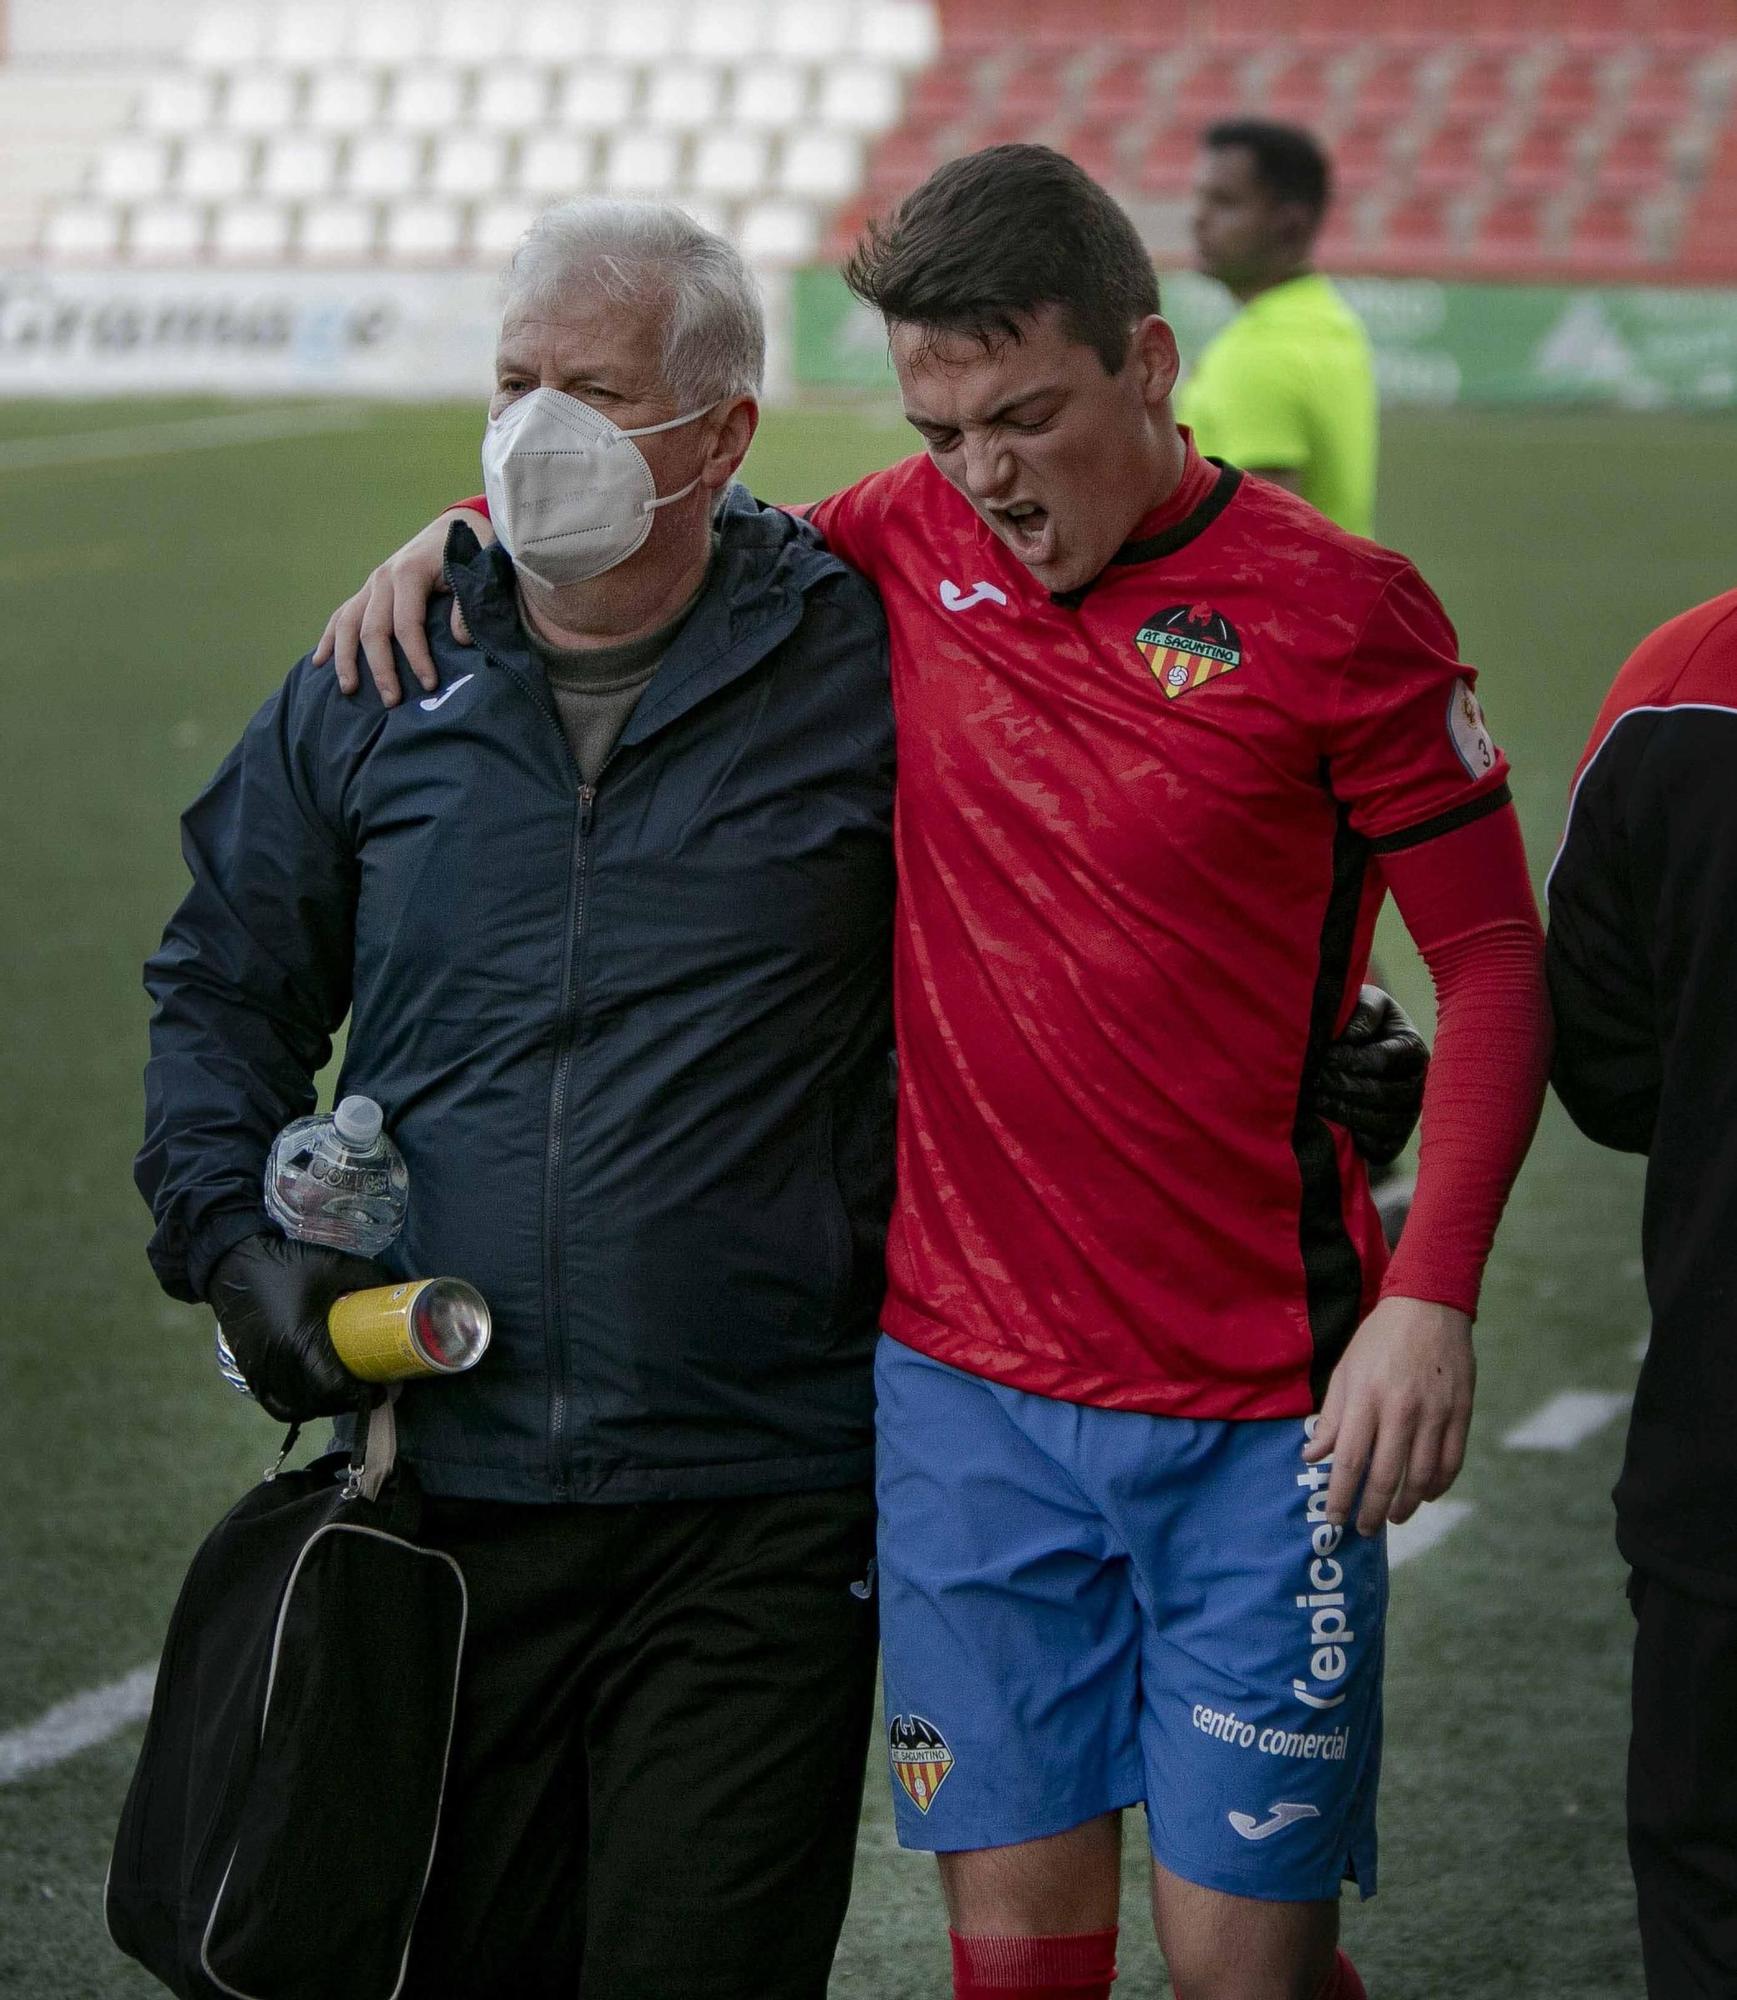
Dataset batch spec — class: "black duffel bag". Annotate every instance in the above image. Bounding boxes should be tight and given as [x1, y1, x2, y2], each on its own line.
[106, 1396, 467, 2000]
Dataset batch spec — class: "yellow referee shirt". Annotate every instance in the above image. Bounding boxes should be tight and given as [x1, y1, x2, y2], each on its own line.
[1175, 272, 1377, 540]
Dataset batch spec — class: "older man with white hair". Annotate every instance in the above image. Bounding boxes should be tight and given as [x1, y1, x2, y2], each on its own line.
[137, 201, 897, 1998]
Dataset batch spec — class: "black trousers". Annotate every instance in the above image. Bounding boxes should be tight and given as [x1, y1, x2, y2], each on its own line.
[1629, 1569, 1737, 1999]
[401, 1483, 879, 2000]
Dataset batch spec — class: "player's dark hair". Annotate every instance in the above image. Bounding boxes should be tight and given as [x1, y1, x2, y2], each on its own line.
[841, 144, 1161, 375]
[1204, 120, 1332, 223]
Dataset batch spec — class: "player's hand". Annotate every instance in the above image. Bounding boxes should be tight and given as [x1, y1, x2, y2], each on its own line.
[310, 508, 494, 707]
[1302, 1296, 1474, 1535]
[205, 1234, 390, 1423]
[1314, 985, 1429, 1166]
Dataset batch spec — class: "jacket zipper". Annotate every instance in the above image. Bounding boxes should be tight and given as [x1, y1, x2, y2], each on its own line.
[441, 558, 591, 1499]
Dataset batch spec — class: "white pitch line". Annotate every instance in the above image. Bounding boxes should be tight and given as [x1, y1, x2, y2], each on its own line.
[0, 1664, 157, 1784]
[0, 402, 373, 474]
[1387, 1498, 1472, 1567]
[1502, 1390, 1630, 1452]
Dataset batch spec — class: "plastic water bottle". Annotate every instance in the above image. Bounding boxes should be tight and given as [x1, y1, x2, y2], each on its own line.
[263, 1095, 409, 1255]
[214, 1095, 409, 1394]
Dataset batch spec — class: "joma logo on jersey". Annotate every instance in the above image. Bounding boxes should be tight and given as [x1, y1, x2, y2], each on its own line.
[888, 1714, 954, 1814]
[1134, 603, 1243, 700]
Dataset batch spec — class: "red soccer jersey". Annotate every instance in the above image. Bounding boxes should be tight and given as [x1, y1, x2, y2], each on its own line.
[809, 446, 1512, 1418]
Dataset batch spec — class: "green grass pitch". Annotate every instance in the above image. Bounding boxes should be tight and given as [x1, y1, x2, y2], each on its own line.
[2, 393, 1734, 1997]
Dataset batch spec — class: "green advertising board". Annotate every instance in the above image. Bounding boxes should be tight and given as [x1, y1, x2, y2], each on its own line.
[791, 264, 1737, 410]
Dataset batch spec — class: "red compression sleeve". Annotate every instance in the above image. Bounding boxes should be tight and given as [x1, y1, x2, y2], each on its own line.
[950, 1929, 1118, 1998]
[1377, 802, 1551, 1317]
[453, 493, 489, 518]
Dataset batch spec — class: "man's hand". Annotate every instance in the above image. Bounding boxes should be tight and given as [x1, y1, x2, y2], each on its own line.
[1302, 1296, 1475, 1534]
[206, 1234, 391, 1423]
[311, 508, 494, 708]
[1315, 985, 1429, 1166]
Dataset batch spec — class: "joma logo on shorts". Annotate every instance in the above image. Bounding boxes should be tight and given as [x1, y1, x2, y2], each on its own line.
[1292, 1416, 1356, 1710]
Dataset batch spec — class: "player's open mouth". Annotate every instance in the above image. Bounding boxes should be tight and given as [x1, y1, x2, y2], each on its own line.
[993, 502, 1052, 564]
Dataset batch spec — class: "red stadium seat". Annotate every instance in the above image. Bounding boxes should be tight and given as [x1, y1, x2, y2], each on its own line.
[1378, 186, 1453, 261]
[862, 126, 948, 200]
[1594, 117, 1679, 197]
[1349, 46, 1429, 117]
[1084, 56, 1162, 122]
[1624, 47, 1707, 121]
[1047, 120, 1127, 187]
[1257, 46, 1341, 126]
[994, 55, 1070, 124]
[905, 66, 978, 127]
[1171, 55, 1254, 127]
[1474, 188, 1548, 260]
[1133, 124, 1201, 195]
[1567, 191, 1649, 267]
[1440, 46, 1524, 122]
[1503, 116, 1585, 195]
[1534, 47, 1616, 121]
[1414, 113, 1491, 191]
[1330, 113, 1402, 194]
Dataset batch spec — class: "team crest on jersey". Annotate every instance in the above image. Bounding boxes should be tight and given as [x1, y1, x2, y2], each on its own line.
[889, 1714, 954, 1814]
[1134, 602, 1243, 700]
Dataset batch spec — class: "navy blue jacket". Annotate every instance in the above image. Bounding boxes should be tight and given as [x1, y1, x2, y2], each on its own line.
[138, 490, 896, 1502]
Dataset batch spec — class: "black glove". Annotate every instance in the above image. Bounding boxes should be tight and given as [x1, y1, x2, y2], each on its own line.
[205, 1234, 389, 1423]
[1313, 985, 1430, 1167]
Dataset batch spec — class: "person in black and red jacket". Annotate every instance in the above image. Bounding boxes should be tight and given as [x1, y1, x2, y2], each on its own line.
[1547, 586, 1737, 2000]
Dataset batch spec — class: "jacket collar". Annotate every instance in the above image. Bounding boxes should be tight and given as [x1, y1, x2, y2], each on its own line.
[442, 485, 841, 748]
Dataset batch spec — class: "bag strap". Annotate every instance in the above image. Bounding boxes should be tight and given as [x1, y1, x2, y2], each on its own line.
[343, 1388, 400, 1504]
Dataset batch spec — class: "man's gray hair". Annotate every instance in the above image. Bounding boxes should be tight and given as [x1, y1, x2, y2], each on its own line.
[503, 199, 765, 405]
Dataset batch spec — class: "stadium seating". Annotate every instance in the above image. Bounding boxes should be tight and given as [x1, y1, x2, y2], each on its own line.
[22, 0, 1737, 284]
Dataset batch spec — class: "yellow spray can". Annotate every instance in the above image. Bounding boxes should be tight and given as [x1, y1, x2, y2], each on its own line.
[327, 1277, 491, 1384]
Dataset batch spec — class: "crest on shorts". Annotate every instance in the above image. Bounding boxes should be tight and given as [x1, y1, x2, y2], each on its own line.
[889, 1714, 954, 1814]
[1134, 602, 1243, 700]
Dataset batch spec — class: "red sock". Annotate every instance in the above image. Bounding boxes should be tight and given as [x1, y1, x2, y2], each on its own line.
[950, 1927, 1119, 1999]
[1315, 1949, 1367, 2000]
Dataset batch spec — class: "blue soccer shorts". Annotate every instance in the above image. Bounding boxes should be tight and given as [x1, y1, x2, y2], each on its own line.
[874, 1336, 1386, 1903]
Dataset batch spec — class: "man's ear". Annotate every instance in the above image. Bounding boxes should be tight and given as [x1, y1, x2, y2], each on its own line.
[702, 396, 759, 491]
[1132, 316, 1181, 409]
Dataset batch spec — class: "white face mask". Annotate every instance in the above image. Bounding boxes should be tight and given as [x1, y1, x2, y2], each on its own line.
[480, 387, 717, 589]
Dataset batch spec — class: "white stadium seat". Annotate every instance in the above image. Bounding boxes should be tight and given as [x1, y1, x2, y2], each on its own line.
[388, 68, 469, 131]
[223, 70, 300, 132]
[517, 2, 594, 62]
[777, 126, 861, 199]
[95, 138, 173, 203]
[187, 7, 267, 68]
[43, 202, 123, 258]
[816, 62, 901, 132]
[728, 63, 809, 129]
[432, 0, 514, 64]
[693, 128, 771, 197]
[430, 132, 509, 197]
[603, 129, 682, 196]
[354, 3, 428, 66]
[475, 67, 552, 131]
[301, 198, 379, 258]
[347, 132, 425, 197]
[737, 198, 818, 261]
[131, 201, 210, 259]
[213, 198, 293, 260]
[690, 1, 775, 60]
[383, 198, 465, 261]
[856, 0, 939, 64]
[267, 3, 349, 66]
[645, 65, 724, 131]
[677, 195, 732, 235]
[260, 133, 340, 200]
[473, 196, 540, 261]
[138, 74, 219, 136]
[552, 67, 637, 130]
[600, 4, 678, 62]
[516, 130, 596, 196]
[306, 71, 383, 132]
[770, 0, 851, 62]
[179, 135, 255, 199]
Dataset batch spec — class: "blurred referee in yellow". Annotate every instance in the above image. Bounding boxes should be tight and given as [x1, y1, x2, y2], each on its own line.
[1179, 120, 1376, 538]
